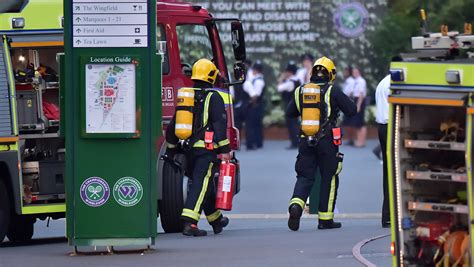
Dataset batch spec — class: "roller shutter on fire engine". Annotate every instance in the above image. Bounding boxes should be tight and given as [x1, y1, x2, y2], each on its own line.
[0, 41, 13, 137]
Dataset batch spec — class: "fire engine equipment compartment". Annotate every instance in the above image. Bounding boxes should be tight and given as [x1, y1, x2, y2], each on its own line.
[389, 58, 474, 266]
[12, 47, 61, 132]
[391, 97, 470, 266]
[388, 18, 474, 265]
[10, 45, 65, 202]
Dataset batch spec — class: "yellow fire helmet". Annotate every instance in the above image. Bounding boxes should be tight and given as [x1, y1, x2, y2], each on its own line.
[191, 59, 219, 85]
[311, 56, 336, 83]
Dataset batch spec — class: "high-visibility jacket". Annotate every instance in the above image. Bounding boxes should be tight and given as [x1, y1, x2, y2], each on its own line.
[286, 82, 357, 136]
[166, 87, 231, 154]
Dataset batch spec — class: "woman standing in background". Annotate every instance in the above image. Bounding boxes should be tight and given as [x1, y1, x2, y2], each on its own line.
[351, 67, 367, 148]
[341, 66, 356, 145]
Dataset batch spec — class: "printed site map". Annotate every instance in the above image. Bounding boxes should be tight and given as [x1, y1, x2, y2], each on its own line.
[85, 63, 136, 133]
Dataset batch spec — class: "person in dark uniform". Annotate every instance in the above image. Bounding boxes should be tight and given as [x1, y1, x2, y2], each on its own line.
[243, 61, 265, 150]
[165, 59, 231, 237]
[277, 62, 301, 149]
[286, 57, 356, 231]
[233, 59, 253, 131]
[375, 74, 391, 228]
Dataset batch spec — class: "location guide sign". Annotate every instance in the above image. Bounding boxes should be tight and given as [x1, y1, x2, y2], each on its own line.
[84, 56, 138, 135]
[72, 0, 148, 48]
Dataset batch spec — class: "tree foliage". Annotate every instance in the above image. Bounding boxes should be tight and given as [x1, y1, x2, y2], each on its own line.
[369, 0, 474, 80]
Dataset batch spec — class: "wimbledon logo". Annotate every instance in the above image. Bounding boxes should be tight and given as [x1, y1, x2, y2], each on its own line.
[333, 2, 369, 38]
[113, 177, 143, 207]
[80, 177, 110, 207]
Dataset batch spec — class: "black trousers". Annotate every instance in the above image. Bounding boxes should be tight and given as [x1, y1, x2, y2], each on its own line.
[286, 116, 299, 147]
[181, 152, 222, 224]
[245, 102, 264, 149]
[282, 92, 299, 147]
[289, 137, 343, 221]
[378, 124, 390, 222]
[234, 101, 247, 131]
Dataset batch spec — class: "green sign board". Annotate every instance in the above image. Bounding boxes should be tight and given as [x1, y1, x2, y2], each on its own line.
[64, 0, 160, 248]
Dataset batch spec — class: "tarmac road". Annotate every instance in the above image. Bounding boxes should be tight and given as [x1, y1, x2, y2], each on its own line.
[231, 140, 385, 215]
[0, 140, 392, 267]
[1, 218, 389, 267]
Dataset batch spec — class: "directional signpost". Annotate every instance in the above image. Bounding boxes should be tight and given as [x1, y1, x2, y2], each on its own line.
[72, 1, 148, 48]
[64, 0, 160, 251]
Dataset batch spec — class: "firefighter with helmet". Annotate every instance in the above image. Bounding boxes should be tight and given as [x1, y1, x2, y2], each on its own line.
[287, 57, 356, 230]
[165, 59, 231, 236]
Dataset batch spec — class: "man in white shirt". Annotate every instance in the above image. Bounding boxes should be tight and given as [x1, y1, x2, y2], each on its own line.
[243, 61, 265, 150]
[375, 74, 391, 228]
[233, 59, 254, 130]
[277, 62, 300, 149]
[244, 59, 255, 84]
[296, 54, 314, 85]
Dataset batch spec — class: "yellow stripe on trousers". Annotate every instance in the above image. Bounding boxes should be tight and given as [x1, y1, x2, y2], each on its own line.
[182, 208, 200, 221]
[318, 212, 333, 220]
[194, 162, 214, 213]
[328, 162, 343, 213]
[207, 210, 222, 223]
[289, 198, 306, 209]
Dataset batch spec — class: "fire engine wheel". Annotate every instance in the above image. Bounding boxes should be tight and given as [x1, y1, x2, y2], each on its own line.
[159, 154, 188, 233]
[7, 215, 35, 242]
[0, 180, 10, 243]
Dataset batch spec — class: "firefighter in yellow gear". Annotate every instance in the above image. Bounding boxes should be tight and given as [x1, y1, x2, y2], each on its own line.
[287, 57, 357, 230]
[165, 59, 231, 236]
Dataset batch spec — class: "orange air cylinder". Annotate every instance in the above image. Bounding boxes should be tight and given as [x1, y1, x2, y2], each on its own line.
[301, 84, 321, 136]
[175, 88, 195, 140]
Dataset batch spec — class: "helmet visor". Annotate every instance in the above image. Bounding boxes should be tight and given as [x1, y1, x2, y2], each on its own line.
[314, 65, 329, 79]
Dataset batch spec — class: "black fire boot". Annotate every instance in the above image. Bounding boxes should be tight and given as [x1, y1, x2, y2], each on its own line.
[288, 204, 303, 231]
[318, 219, 342, 230]
[182, 222, 207, 237]
[211, 216, 230, 234]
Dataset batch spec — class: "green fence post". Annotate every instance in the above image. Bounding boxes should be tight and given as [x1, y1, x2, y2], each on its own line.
[309, 169, 321, 214]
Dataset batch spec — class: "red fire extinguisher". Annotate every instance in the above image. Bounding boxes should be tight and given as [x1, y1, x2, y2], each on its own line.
[215, 160, 236, 211]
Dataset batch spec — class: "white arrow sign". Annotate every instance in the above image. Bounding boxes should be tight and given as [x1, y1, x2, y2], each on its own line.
[72, 0, 148, 48]
[73, 25, 148, 36]
[73, 37, 147, 48]
[73, 3, 147, 14]
[73, 14, 147, 25]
